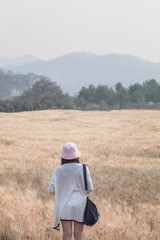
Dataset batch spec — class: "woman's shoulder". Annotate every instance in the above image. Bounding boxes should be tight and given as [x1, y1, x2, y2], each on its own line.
[62, 163, 83, 168]
[52, 165, 62, 174]
[54, 163, 84, 172]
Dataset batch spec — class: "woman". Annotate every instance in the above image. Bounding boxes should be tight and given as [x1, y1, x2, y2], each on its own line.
[48, 142, 93, 240]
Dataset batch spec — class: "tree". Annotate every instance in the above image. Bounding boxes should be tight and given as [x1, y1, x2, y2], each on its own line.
[128, 83, 145, 107]
[115, 82, 129, 109]
[0, 70, 14, 99]
[62, 94, 73, 109]
[143, 79, 160, 103]
[155, 85, 160, 103]
[94, 85, 108, 103]
[78, 87, 90, 104]
[0, 70, 43, 99]
[76, 84, 97, 109]
[24, 78, 63, 110]
[75, 97, 87, 110]
[115, 82, 123, 92]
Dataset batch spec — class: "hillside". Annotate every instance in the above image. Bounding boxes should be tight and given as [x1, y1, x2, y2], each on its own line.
[0, 55, 38, 69]
[0, 110, 160, 239]
[2, 52, 160, 95]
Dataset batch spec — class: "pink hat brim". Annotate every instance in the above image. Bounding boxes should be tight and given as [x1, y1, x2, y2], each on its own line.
[60, 151, 81, 160]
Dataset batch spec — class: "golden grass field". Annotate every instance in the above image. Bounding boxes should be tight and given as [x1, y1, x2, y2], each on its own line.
[0, 110, 160, 240]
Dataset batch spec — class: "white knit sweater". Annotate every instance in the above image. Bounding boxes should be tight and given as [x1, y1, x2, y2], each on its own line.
[48, 163, 93, 229]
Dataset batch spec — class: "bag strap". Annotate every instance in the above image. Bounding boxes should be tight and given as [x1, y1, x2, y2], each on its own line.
[83, 164, 88, 191]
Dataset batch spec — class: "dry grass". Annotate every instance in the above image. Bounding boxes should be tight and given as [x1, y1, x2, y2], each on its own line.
[0, 110, 160, 240]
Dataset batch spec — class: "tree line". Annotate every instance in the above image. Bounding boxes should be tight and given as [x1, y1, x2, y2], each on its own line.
[0, 69, 43, 99]
[0, 78, 160, 112]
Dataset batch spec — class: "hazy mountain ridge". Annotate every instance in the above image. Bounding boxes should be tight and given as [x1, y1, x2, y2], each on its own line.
[1, 52, 160, 95]
[0, 55, 38, 69]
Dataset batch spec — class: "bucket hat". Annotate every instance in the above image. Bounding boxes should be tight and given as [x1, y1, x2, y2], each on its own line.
[60, 142, 81, 160]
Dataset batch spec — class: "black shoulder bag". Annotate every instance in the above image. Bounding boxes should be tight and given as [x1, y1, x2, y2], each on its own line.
[83, 164, 100, 226]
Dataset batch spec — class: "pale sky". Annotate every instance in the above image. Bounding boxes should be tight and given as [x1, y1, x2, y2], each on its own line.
[0, 0, 160, 62]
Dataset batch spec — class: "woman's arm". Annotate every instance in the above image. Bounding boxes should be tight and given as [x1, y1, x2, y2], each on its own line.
[86, 166, 93, 194]
[48, 172, 55, 195]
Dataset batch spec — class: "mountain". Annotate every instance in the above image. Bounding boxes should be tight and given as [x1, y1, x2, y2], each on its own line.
[0, 55, 38, 69]
[1, 53, 160, 95]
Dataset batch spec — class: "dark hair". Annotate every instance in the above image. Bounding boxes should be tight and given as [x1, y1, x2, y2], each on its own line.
[61, 158, 80, 165]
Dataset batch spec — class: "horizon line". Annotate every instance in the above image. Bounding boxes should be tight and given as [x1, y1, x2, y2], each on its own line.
[0, 52, 160, 64]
